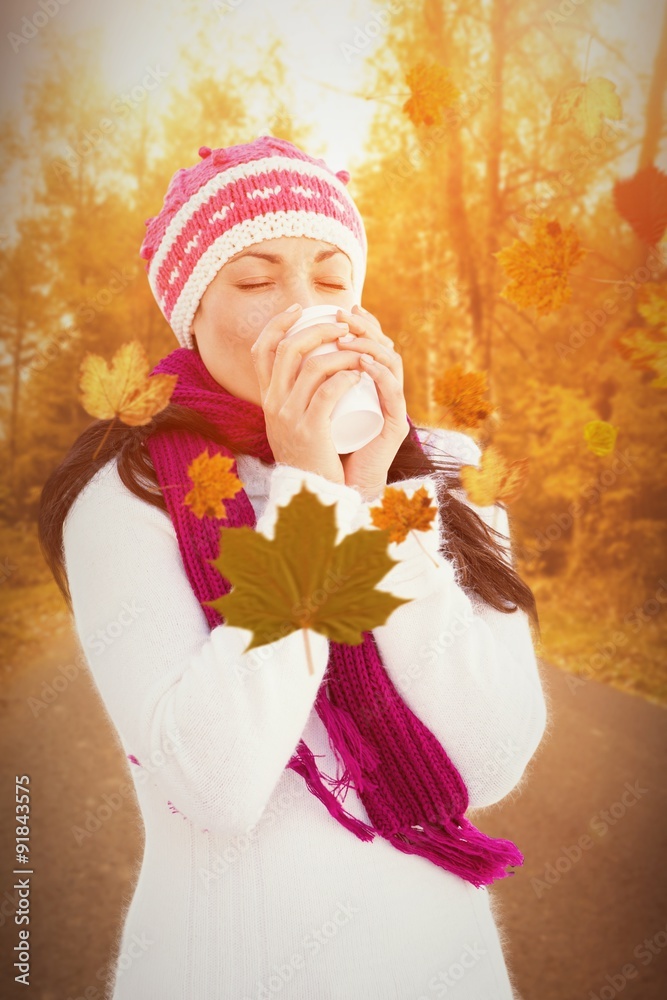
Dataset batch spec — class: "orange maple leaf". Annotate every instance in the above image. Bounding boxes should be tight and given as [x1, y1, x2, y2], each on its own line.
[459, 444, 529, 507]
[184, 449, 245, 520]
[369, 484, 440, 568]
[493, 217, 587, 315]
[432, 363, 497, 429]
[403, 60, 460, 127]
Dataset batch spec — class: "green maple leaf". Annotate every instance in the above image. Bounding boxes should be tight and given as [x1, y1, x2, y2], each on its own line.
[204, 483, 413, 673]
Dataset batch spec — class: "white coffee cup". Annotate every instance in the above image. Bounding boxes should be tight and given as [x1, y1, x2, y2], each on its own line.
[285, 304, 385, 454]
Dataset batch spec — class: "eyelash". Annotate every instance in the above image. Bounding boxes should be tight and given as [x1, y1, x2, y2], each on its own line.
[237, 282, 347, 291]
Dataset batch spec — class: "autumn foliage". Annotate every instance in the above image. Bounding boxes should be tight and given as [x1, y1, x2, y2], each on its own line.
[1, 0, 666, 703]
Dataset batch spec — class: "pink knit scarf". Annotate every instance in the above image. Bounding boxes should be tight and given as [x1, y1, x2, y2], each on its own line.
[146, 347, 524, 888]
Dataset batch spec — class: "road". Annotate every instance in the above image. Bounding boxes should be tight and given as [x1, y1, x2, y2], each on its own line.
[1, 632, 666, 999]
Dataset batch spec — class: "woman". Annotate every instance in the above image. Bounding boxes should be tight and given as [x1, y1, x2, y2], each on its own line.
[39, 136, 549, 999]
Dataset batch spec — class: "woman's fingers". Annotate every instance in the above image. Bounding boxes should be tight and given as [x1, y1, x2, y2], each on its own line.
[358, 355, 406, 422]
[281, 347, 363, 421]
[336, 335, 403, 388]
[250, 303, 303, 403]
[337, 306, 394, 350]
[255, 315, 348, 412]
[306, 369, 364, 429]
[268, 322, 350, 409]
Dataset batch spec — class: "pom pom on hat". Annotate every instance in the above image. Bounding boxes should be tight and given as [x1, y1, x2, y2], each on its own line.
[336, 169, 350, 185]
[198, 146, 212, 158]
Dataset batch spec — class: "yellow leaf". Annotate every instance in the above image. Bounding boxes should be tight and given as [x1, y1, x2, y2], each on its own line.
[636, 282, 667, 330]
[79, 340, 176, 427]
[584, 420, 619, 456]
[493, 216, 587, 315]
[369, 484, 437, 544]
[184, 449, 245, 520]
[205, 485, 413, 674]
[551, 76, 623, 139]
[459, 444, 529, 507]
[432, 363, 497, 429]
[403, 60, 460, 127]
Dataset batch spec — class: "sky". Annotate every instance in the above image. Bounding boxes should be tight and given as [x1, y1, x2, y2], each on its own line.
[1, 0, 381, 175]
[0, 0, 665, 236]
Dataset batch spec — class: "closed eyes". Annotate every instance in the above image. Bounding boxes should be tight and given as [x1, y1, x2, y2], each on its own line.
[237, 281, 347, 291]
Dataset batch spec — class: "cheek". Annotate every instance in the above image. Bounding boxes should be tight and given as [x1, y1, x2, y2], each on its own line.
[240, 295, 282, 340]
[209, 279, 288, 346]
[203, 303, 252, 350]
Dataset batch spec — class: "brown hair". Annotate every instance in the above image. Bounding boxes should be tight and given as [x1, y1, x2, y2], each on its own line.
[38, 401, 539, 638]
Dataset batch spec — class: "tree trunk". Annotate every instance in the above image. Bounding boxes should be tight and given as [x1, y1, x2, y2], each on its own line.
[629, 1, 667, 270]
[482, 0, 508, 383]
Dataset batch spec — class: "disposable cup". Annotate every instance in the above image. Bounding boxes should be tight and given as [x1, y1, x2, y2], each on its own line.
[285, 304, 384, 454]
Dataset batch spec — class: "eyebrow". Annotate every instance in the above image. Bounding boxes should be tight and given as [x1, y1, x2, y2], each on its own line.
[227, 248, 348, 266]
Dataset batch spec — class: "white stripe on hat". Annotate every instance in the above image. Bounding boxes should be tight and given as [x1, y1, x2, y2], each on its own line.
[168, 211, 367, 349]
[148, 154, 366, 298]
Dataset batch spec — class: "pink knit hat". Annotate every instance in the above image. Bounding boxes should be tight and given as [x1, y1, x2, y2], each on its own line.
[140, 136, 368, 350]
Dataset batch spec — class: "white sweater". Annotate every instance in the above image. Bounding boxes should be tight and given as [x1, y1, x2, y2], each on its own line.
[62, 424, 548, 1000]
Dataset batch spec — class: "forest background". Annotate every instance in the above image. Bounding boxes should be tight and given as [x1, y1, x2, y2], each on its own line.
[1, 0, 666, 706]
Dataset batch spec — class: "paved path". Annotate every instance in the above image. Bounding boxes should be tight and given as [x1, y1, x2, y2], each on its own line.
[1, 633, 666, 999]
[479, 659, 667, 1000]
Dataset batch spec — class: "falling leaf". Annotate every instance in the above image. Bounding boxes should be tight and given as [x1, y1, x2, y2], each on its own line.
[368, 485, 441, 569]
[493, 217, 587, 315]
[184, 449, 245, 519]
[432, 363, 497, 429]
[403, 60, 460, 126]
[459, 444, 529, 507]
[584, 420, 619, 456]
[205, 484, 412, 674]
[79, 340, 176, 425]
[551, 76, 622, 139]
[369, 485, 437, 544]
[79, 341, 177, 460]
[613, 165, 667, 246]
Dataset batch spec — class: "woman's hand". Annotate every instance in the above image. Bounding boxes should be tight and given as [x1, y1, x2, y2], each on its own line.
[251, 303, 362, 484]
[335, 304, 410, 500]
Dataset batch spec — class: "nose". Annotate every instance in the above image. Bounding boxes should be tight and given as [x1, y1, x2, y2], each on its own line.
[280, 274, 320, 311]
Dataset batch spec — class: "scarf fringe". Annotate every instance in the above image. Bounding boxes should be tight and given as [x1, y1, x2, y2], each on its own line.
[314, 686, 381, 802]
[287, 740, 377, 843]
[386, 813, 525, 889]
